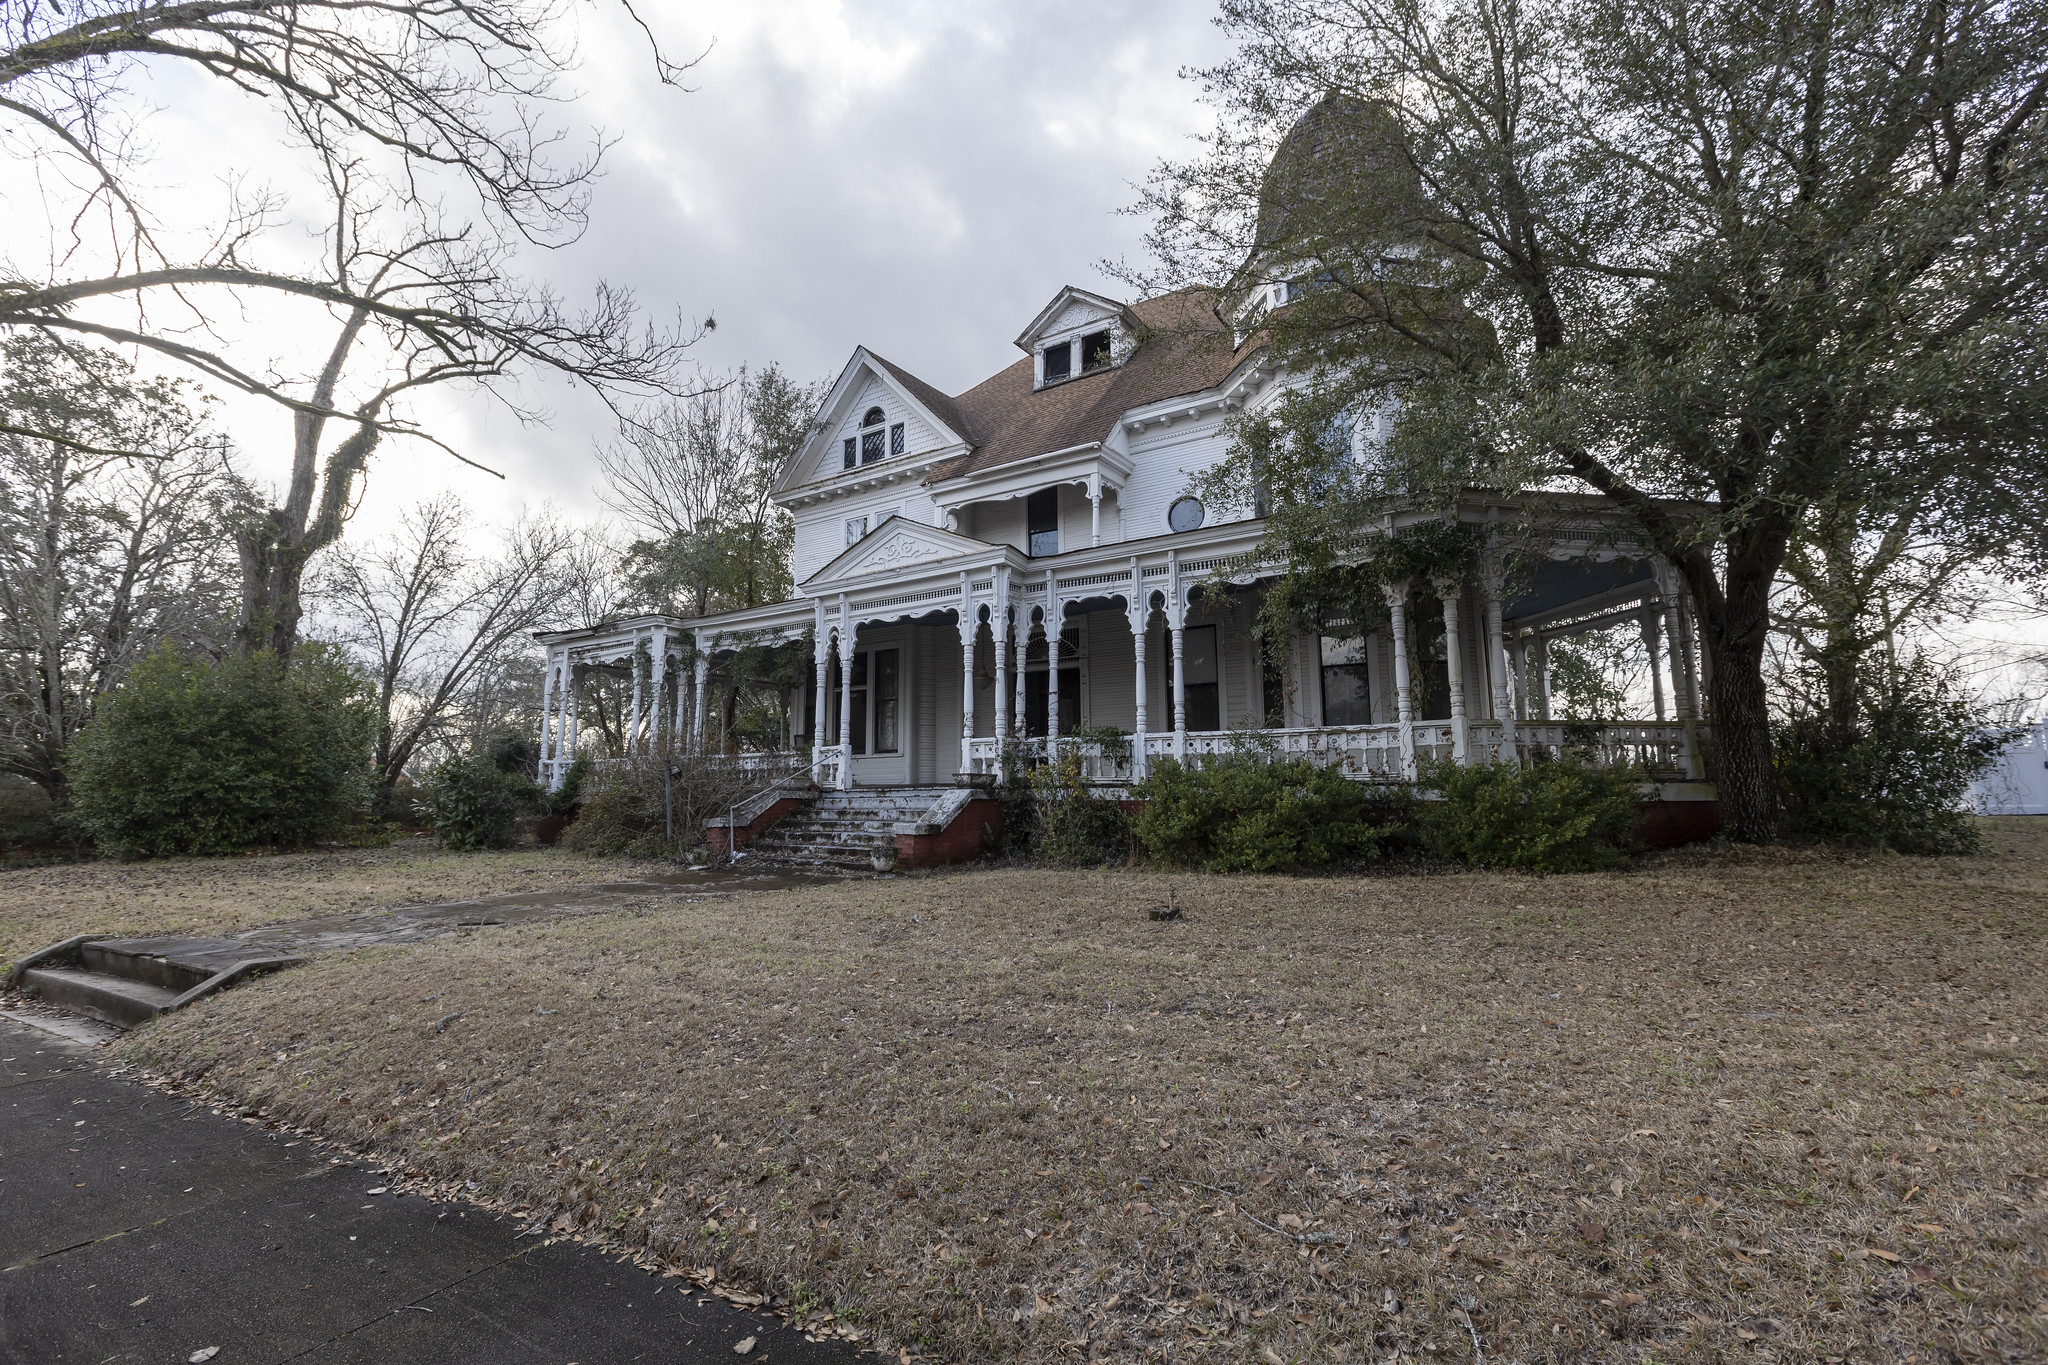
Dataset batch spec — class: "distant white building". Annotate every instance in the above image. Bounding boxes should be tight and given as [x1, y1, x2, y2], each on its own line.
[1972, 720, 2048, 815]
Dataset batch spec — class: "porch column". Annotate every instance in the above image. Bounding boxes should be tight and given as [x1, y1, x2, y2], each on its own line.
[649, 627, 668, 751]
[565, 665, 581, 763]
[809, 608, 828, 763]
[538, 652, 558, 767]
[993, 569, 1011, 744]
[1641, 612, 1667, 721]
[1384, 581, 1416, 779]
[958, 582, 977, 765]
[1662, 584, 1704, 779]
[1014, 609, 1031, 746]
[1168, 555, 1186, 760]
[1047, 606, 1063, 748]
[628, 634, 644, 754]
[838, 596, 854, 789]
[1532, 636, 1552, 721]
[1129, 573, 1151, 779]
[1433, 577, 1468, 763]
[694, 635, 712, 753]
[1511, 635, 1531, 720]
[1482, 569, 1518, 766]
[1089, 476, 1102, 547]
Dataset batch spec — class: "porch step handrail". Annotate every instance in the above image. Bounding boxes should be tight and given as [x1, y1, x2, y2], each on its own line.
[707, 752, 839, 864]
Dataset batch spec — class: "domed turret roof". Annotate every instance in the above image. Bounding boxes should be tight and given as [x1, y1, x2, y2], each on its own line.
[1254, 94, 1424, 258]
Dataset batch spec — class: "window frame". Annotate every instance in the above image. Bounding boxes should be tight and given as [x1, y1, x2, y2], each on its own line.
[1026, 487, 1059, 558]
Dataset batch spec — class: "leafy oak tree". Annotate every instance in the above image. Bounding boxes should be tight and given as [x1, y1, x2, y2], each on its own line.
[1132, 0, 2048, 839]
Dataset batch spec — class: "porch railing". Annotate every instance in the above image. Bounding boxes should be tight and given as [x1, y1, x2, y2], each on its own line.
[961, 719, 1702, 786]
[542, 748, 836, 793]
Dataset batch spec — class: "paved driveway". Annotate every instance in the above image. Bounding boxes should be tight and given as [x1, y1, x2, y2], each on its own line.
[0, 1018, 856, 1364]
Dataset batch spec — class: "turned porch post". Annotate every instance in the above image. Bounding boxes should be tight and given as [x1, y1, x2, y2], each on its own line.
[958, 579, 978, 767]
[627, 633, 644, 755]
[565, 664, 581, 763]
[1532, 636, 1552, 721]
[538, 652, 558, 778]
[649, 628, 668, 750]
[837, 595, 854, 789]
[1641, 612, 1667, 721]
[993, 569, 1012, 745]
[1045, 570, 1062, 756]
[808, 607, 828, 762]
[693, 632, 711, 753]
[1433, 577, 1468, 764]
[1014, 608, 1031, 745]
[1169, 555, 1188, 760]
[1482, 562, 1519, 766]
[1089, 476, 1103, 547]
[1384, 581, 1416, 780]
[1129, 568, 1151, 779]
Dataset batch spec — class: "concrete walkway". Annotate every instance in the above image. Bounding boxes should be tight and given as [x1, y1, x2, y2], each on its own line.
[0, 1017, 859, 1364]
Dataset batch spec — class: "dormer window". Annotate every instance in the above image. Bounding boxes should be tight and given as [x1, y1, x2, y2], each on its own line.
[1042, 343, 1072, 383]
[1081, 330, 1113, 373]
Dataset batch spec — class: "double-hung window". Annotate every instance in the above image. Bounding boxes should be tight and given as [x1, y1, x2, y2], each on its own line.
[1026, 487, 1059, 557]
[845, 515, 868, 547]
[1320, 636, 1371, 726]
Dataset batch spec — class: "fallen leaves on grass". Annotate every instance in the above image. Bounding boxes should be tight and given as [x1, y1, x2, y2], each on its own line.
[117, 822, 2048, 1364]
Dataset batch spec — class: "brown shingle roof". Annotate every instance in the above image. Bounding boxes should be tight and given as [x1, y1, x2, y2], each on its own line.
[922, 289, 1251, 484]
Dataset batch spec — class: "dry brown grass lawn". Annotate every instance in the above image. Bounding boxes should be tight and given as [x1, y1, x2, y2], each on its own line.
[0, 842, 666, 971]
[120, 823, 2047, 1364]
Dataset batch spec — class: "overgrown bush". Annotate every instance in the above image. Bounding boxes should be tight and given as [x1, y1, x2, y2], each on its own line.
[1775, 660, 2011, 855]
[1131, 749, 1409, 873]
[1029, 749, 1132, 866]
[539, 754, 590, 817]
[560, 751, 793, 859]
[1418, 755, 1642, 872]
[0, 775, 63, 849]
[421, 755, 529, 850]
[67, 644, 374, 858]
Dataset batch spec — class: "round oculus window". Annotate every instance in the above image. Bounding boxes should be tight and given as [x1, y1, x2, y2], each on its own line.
[1167, 496, 1206, 533]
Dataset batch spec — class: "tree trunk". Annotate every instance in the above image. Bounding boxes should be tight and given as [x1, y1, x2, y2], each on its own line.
[1696, 554, 1780, 842]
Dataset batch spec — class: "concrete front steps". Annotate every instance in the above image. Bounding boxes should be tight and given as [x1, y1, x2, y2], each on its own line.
[729, 786, 1007, 871]
[9, 935, 302, 1030]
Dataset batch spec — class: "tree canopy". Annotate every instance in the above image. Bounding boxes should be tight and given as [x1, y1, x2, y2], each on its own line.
[1136, 0, 2048, 838]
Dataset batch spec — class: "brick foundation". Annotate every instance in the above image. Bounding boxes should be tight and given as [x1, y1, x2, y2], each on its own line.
[705, 795, 810, 856]
[894, 799, 1006, 869]
[1635, 799, 1720, 848]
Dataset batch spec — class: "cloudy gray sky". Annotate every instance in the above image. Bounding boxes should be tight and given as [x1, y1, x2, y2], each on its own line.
[149, 1, 1238, 539]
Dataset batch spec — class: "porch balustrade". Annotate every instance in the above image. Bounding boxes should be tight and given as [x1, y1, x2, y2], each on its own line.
[957, 718, 1703, 788]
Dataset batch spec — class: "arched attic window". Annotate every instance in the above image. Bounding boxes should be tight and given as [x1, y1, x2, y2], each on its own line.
[844, 404, 903, 470]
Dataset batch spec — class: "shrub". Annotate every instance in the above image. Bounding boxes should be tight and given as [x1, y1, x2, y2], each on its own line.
[66, 644, 374, 858]
[1775, 660, 2012, 855]
[560, 751, 793, 860]
[421, 754, 532, 850]
[538, 754, 590, 817]
[1418, 755, 1642, 872]
[1131, 749, 1409, 873]
[1029, 748, 1132, 866]
[0, 775, 60, 849]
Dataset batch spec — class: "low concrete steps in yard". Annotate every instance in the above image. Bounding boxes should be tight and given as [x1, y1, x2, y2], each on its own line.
[743, 787, 961, 871]
[9, 934, 302, 1030]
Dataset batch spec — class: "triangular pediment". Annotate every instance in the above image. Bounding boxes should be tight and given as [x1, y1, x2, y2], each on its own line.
[772, 348, 971, 496]
[801, 520, 998, 588]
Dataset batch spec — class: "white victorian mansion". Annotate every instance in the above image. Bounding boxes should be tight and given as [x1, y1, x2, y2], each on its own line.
[535, 276, 1713, 851]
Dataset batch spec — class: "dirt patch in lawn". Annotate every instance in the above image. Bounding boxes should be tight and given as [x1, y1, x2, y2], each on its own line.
[123, 821, 2048, 1363]
[0, 842, 667, 970]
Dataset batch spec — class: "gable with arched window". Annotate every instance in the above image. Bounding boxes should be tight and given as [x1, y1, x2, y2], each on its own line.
[841, 403, 907, 471]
